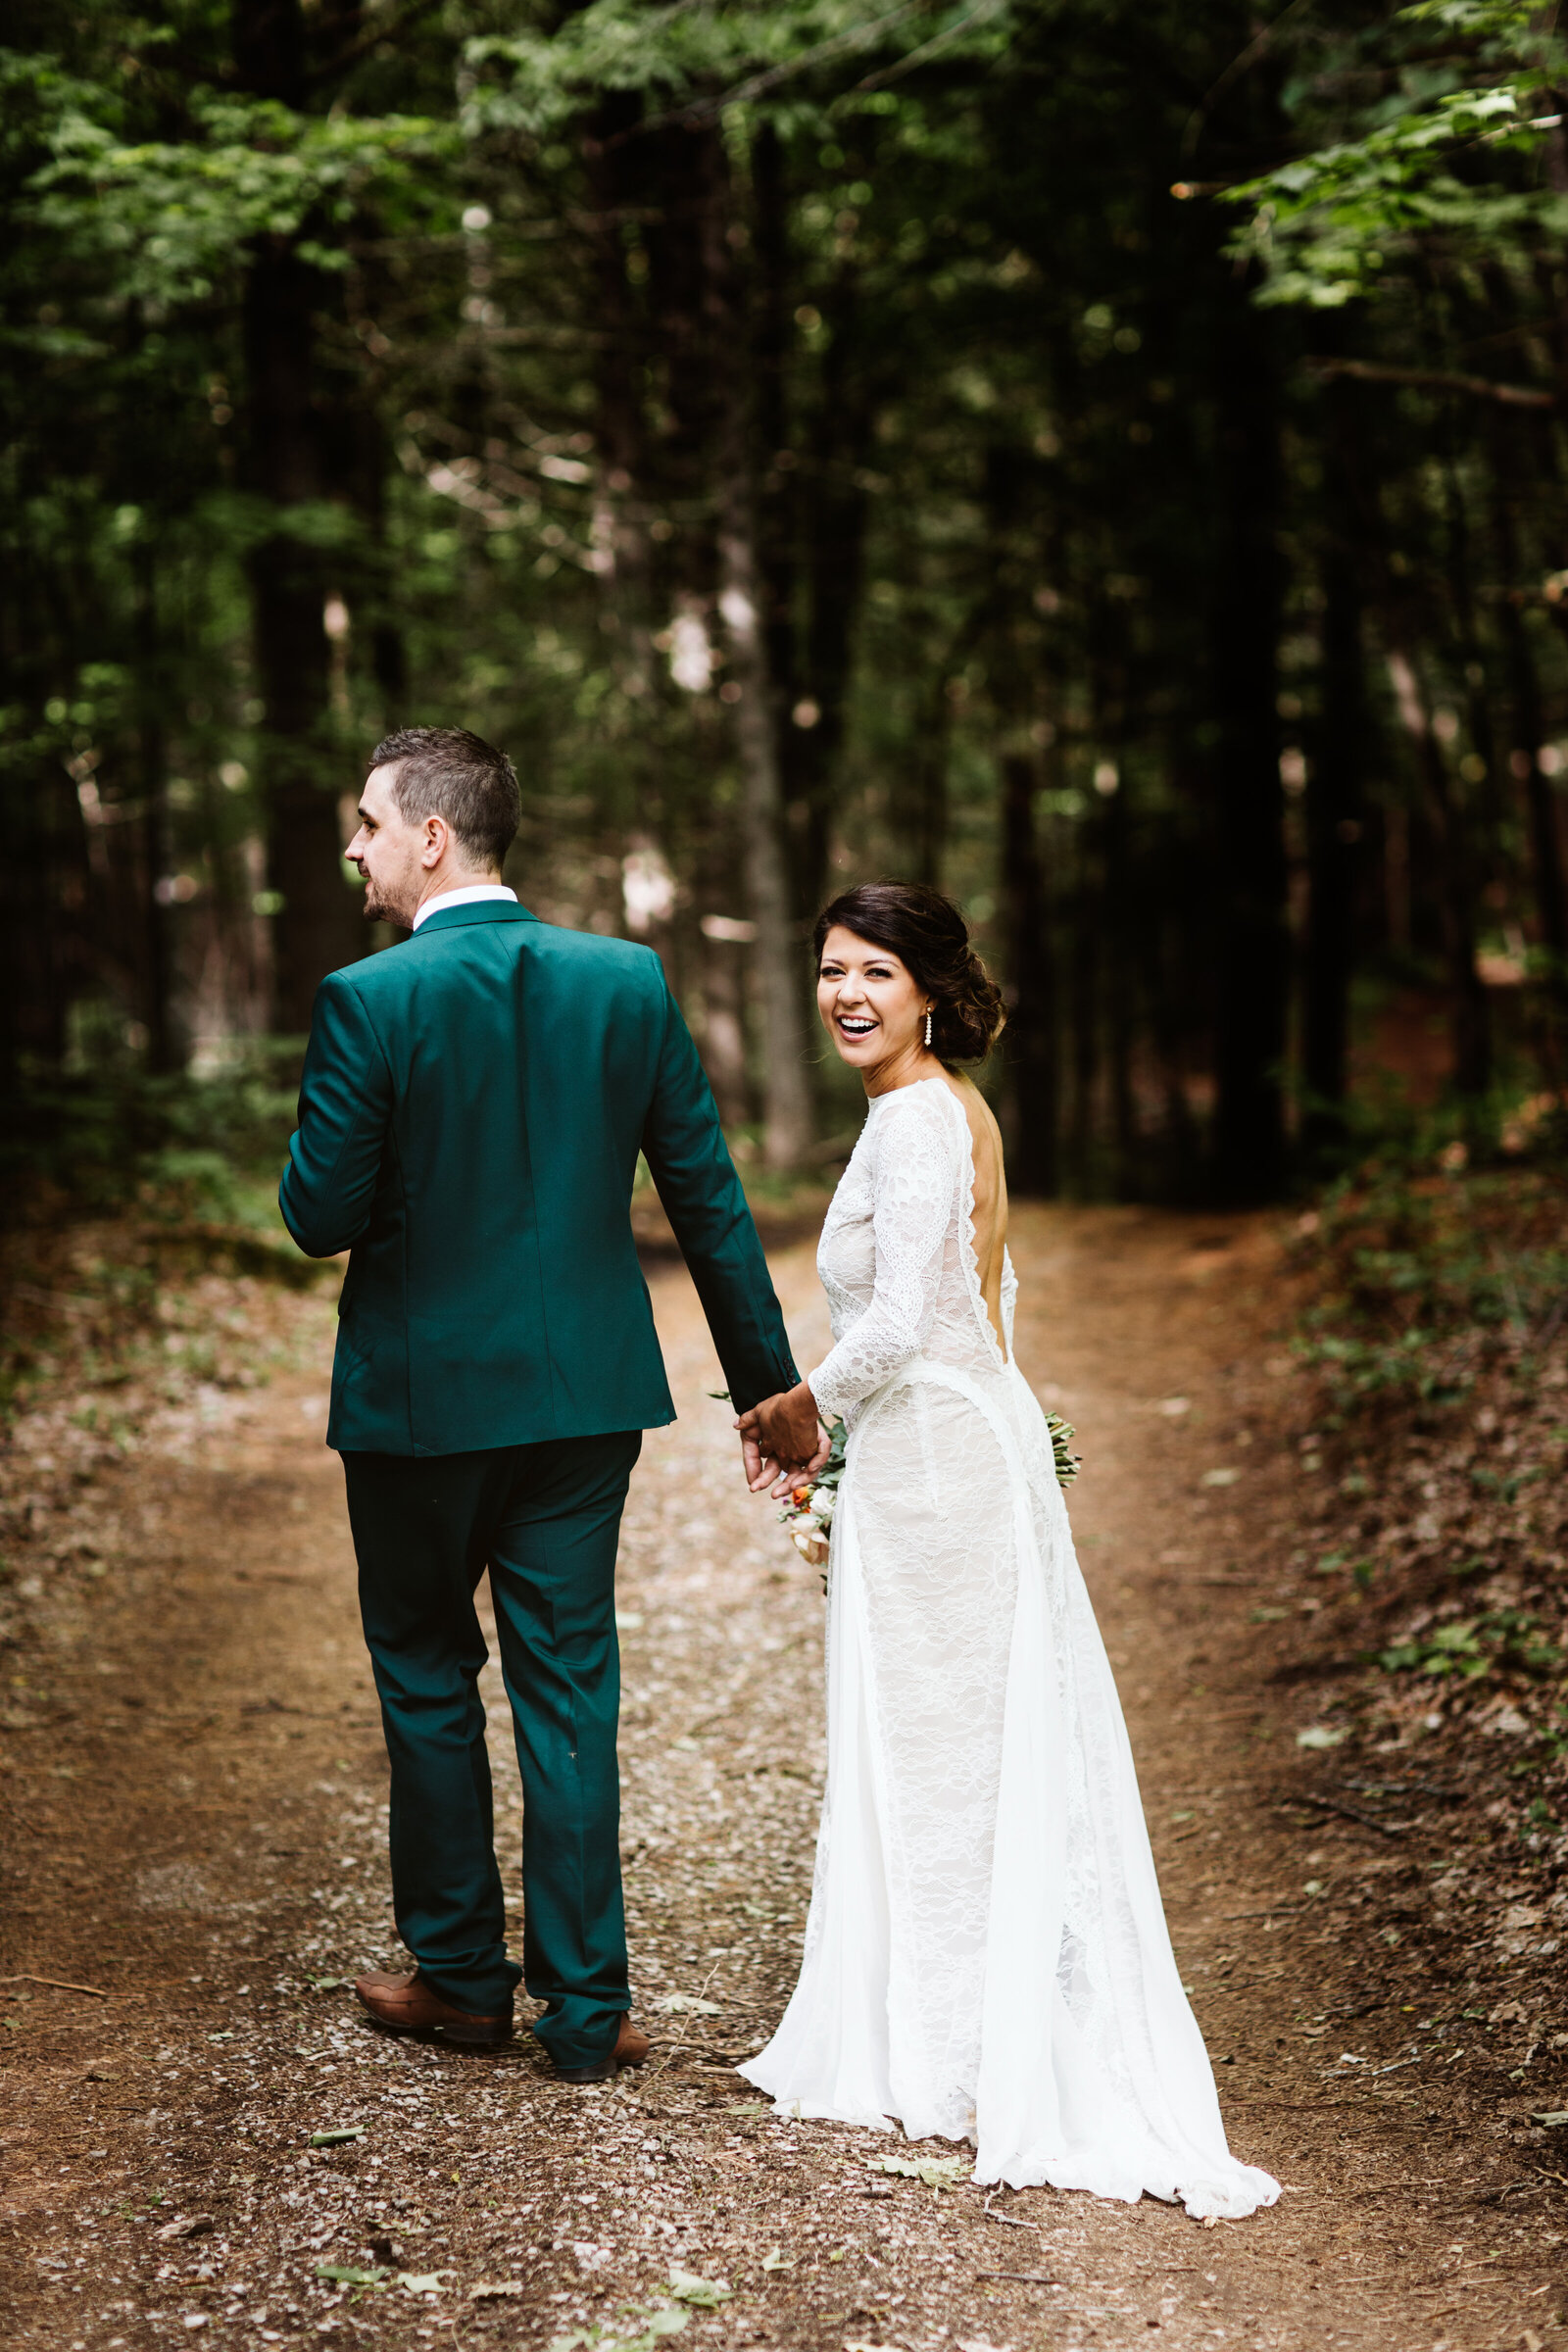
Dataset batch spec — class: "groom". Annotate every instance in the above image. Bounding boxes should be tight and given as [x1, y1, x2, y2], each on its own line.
[279, 726, 803, 2078]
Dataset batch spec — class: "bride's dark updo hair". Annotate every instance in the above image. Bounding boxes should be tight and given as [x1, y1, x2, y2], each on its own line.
[812, 881, 1006, 1063]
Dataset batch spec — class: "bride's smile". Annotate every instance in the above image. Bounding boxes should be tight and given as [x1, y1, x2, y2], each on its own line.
[817, 925, 937, 1091]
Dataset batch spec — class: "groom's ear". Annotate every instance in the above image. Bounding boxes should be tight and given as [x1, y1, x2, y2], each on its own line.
[419, 811, 451, 869]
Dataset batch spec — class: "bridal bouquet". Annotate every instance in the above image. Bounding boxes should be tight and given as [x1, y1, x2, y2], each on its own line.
[717, 1391, 1080, 1580]
[708, 1389, 847, 1569]
[779, 1405, 1079, 1568]
[778, 1415, 847, 1568]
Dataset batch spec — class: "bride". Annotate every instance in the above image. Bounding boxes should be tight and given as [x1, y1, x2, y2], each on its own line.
[734, 882, 1278, 2221]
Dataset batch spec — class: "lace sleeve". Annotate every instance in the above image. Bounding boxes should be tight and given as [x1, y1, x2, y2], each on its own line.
[808, 1086, 962, 1418]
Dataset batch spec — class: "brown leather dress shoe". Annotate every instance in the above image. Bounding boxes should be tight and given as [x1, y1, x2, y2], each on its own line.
[354, 1968, 512, 2050]
[553, 2013, 651, 2084]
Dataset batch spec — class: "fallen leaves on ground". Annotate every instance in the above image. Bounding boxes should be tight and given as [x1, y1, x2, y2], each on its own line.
[666, 2268, 733, 2307]
[866, 2152, 972, 2188]
[550, 2302, 691, 2352]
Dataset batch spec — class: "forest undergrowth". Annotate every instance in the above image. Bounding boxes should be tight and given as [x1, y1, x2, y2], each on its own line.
[1253, 1129, 1568, 2082]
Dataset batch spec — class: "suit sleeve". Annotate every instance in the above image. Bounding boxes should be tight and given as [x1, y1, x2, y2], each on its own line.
[639, 973, 800, 1413]
[278, 973, 394, 1259]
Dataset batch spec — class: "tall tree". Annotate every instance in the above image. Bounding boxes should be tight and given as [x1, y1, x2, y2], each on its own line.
[1210, 281, 1288, 1200]
[1001, 751, 1058, 1193]
[234, 0, 363, 1029]
[1302, 373, 1367, 1155]
[716, 140, 811, 1169]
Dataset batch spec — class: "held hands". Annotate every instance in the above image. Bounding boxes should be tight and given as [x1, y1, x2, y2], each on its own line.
[735, 1379, 831, 1495]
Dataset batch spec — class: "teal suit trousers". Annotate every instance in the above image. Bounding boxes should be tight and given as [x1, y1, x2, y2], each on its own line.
[342, 1432, 641, 2068]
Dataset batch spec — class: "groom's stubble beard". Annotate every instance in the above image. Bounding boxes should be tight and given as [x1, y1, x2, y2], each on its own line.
[358, 858, 420, 930]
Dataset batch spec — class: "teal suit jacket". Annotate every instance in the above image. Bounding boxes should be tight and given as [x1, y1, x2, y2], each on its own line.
[278, 900, 798, 1455]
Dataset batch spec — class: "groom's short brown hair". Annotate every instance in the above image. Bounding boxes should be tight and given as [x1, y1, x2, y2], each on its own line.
[369, 727, 520, 870]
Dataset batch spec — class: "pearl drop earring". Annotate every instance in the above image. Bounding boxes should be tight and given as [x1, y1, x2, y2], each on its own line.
[924, 1008, 933, 1048]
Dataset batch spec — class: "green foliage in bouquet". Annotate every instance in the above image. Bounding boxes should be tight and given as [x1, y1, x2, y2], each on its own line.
[778, 1416, 848, 1566]
[1047, 1410, 1081, 1489]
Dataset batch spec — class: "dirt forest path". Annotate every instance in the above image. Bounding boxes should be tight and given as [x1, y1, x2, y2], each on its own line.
[3, 1206, 1565, 2352]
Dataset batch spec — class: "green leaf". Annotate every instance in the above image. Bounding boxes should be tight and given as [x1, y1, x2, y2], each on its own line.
[23, 85, 459, 312]
[309, 2127, 365, 2147]
[461, 0, 1008, 144]
[1219, 13, 1568, 310]
[866, 2151, 971, 2187]
[315, 2264, 388, 2287]
[667, 2270, 733, 2308]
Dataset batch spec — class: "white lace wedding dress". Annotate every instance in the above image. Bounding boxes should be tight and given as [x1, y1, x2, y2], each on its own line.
[740, 1077, 1278, 2220]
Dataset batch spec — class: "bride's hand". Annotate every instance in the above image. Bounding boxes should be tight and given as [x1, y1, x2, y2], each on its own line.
[735, 1380, 826, 1494]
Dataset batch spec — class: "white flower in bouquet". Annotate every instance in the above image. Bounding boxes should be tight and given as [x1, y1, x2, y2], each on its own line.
[768, 1415, 849, 1580]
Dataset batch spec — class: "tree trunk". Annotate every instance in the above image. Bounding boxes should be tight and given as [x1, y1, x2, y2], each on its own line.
[1209, 287, 1288, 1201]
[585, 87, 656, 704]
[710, 134, 809, 1168]
[1497, 601, 1567, 1004]
[753, 130, 877, 925]
[1066, 851, 1099, 1193]
[880, 665, 954, 890]
[1102, 781, 1136, 1188]
[788, 274, 873, 920]
[131, 542, 180, 1072]
[698, 930, 751, 1128]
[1385, 645, 1491, 1095]
[234, 0, 360, 1032]
[1302, 379, 1365, 1157]
[1486, 420, 1568, 1025]
[1001, 753, 1057, 1193]
[1140, 882, 1201, 1197]
[753, 122, 800, 787]
[719, 477, 812, 1168]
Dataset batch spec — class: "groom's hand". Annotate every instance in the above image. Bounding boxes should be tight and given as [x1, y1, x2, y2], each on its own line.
[735, 1380, 829, 1494]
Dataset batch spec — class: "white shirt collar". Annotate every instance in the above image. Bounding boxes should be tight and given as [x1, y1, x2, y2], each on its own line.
[411, 884, 518, 933]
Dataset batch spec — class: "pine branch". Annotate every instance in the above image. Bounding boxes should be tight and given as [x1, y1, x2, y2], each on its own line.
[596, 0, 942, 148]
[1305, 357, 1555, 408]
[304, 0, 446, 90]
